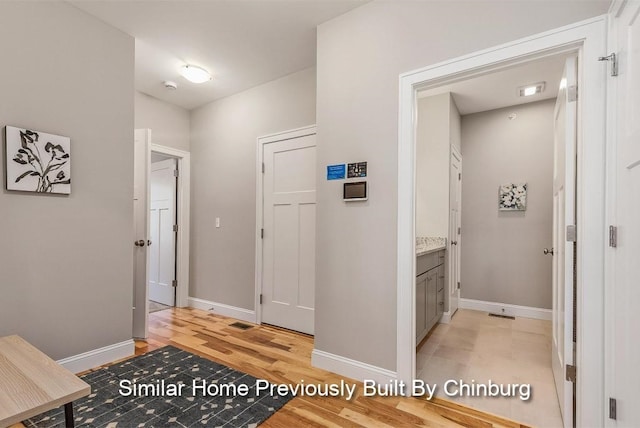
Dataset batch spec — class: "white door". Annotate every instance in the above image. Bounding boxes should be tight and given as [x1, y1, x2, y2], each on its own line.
[262, 133, 316, 334]
[149, 158, 177, 307]
[133, 129, 150, 339]
[449, 147, 462, 316]
[551, 56, 577, 428]
[609, 2, 640, 425]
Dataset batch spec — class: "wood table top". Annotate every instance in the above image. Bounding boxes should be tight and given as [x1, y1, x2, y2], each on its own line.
[0, 335, 90, 428]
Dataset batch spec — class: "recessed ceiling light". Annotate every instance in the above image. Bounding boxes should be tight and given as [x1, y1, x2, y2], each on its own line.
[518, 82, 545, 97]
[179, 65, 212, 84]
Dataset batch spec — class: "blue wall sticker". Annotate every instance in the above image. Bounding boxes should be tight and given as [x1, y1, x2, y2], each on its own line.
[326, 164, 346, 180]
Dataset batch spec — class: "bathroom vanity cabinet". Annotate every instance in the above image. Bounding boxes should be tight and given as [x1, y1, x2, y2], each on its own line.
[416, 250, 445, 344]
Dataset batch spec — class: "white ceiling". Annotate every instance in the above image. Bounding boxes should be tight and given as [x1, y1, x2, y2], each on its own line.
[70, 1, 367, 110]
[418, 54, 570, 115]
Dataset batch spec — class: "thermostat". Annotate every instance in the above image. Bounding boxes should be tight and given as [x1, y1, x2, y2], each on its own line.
[343, 181, 368, 201]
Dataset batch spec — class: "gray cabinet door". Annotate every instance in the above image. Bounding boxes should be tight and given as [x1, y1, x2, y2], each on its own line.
[416, 272, 427, 340]
[437, 264, 445, 316]
[426, 268, 438, 328]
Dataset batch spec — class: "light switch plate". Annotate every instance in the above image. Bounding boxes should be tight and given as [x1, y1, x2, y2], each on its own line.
[216, 217, 220, 228]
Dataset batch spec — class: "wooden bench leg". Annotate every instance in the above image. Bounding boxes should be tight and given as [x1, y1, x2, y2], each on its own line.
[64, 402, 74, 428]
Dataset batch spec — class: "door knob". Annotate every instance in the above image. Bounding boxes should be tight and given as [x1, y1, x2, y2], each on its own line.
[134, 240, 146, 247]
[543, 248, 554, 255]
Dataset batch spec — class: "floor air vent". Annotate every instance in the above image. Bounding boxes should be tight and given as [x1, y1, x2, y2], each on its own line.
[488, 313, 515, 320]
[229, 322, 253, 330]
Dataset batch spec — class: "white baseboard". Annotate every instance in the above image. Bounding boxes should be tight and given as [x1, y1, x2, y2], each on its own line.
[311, 349, 397, 385]
[459, 298, 551, 320]
[188, 296, 256, 323]
[57, 339, 135, 374]
[440, 311, 453, 324]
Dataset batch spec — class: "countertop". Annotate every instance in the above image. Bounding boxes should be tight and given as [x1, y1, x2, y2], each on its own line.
[416, 237, 447, 257]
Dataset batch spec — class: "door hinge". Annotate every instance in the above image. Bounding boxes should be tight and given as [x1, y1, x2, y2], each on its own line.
[566, 364, 576, 383]
[609, 397, 617, 420]
[609, 225, 617, 248]
[173, 224, 178, 232]
[171, 279, 178, 288]
[458, 227, 461, 235]
[598, 53, 618, 77]
[458, 173, 461, 180]
[567, 85, 578, 102]
[262, 163, 265, 174]
[261, 228, 264, 239]
[173, 169, 179, 178]
[259, 294, 263, 305]
[457, 281, 461, 290]
[566, 225, 577, 242]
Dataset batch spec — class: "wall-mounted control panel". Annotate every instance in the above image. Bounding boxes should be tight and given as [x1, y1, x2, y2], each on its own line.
[343, 181, 368, 201]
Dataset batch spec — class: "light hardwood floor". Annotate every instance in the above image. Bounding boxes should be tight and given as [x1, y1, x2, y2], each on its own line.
[14, 307, 531, 428]
[137, 307, 529, 427]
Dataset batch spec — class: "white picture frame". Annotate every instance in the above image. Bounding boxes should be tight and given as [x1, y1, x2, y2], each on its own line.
[5, 126, 71, 194]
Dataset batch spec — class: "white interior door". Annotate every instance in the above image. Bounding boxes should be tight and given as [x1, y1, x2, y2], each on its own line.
[449, 147, 462, 316]
[133, 129, 150, 339]
[552, 56, 577, 428]
[149, 158, 177, 307]
[609, 2, 640, 425]
[262, 133, 316, 334]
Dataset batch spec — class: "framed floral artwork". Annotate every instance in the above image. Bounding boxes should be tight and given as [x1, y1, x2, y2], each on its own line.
[5, 126, 71, 194]
[499, 183, 527, 211]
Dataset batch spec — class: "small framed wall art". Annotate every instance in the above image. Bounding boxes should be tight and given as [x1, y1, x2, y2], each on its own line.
[5, 126, 71, 194]
[498, 183, 527, 211]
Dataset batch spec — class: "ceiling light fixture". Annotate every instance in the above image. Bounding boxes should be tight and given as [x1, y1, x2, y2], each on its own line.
[518, 82, 545, 97]
[180, 65, 212, 84]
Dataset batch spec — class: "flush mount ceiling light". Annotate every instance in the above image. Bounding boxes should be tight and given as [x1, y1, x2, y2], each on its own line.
[518, 82, 545, 97]
[179, 65, 212, 84]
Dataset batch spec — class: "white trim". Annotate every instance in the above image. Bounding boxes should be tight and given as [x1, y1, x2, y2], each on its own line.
[255, 125, 316, 327]
[57, 340, 134, 374]
[150, 144, 191, 309]
[188, 296, 256, 324]
[311, 349, 397, 385]
[397, 16, 607, 427]
[459, 298, 552, 321]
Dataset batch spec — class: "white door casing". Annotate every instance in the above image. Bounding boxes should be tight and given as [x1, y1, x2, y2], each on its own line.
[149, 158, 177, 307]
[260, 129, 316, 335]
[133, 129, 150, 339]
[552, 55, 578, 428]
[448, 146, 462, 317]
[397, 19, 606, 425]
[606, 1, 640, 425]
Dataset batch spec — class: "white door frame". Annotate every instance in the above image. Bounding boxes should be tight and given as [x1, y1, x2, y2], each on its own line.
[397, 16, 607, 426]
[150, 143, 191, 310]
[132, 132, 191, 339]
[255, 125, 317, 325]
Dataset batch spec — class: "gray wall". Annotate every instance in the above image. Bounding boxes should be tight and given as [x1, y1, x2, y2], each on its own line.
[315, 1, 608, 371]
[461, 100, 555, 309]
[416, 93, 459, 238]
[0, 2, 134, 360]
[135, 91, 190, 152]
[189, 68, 316, 309]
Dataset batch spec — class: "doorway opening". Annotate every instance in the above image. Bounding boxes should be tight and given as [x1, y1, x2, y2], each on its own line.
[413, 52, 574, 427]
[397, 17, 607, 428]
[133, 129, 191, 339]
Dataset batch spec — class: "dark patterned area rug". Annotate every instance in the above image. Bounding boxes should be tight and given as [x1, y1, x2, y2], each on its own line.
[24, 346, 293, 427]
